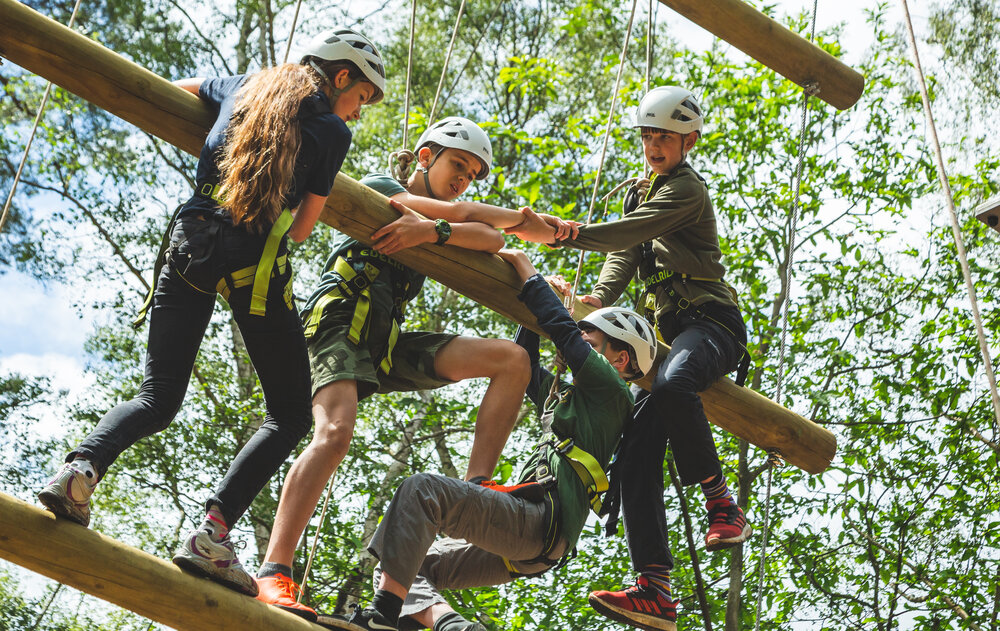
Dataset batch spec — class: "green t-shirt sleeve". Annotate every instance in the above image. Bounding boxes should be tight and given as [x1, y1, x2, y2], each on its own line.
[360, 173, 407, 198]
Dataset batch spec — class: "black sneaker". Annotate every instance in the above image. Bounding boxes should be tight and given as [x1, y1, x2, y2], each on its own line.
[348, 606, 397, 631]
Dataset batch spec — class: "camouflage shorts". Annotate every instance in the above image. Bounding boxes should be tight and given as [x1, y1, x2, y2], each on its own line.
[306, 297, 457, 400]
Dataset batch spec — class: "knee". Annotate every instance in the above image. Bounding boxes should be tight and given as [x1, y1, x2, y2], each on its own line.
[135, 381, 186, 432]
[308, 415, 356, 461]
[496, 342, 530, 385]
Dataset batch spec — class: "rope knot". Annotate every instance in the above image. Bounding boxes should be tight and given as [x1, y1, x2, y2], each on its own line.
[390, 149, 417, 184]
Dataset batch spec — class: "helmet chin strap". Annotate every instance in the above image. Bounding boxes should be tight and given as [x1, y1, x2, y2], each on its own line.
[309, 60, 360, 111]
[418, 150, 444, 200]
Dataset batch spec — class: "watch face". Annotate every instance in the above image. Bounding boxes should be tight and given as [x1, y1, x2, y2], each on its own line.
[436, 219, 452, 244]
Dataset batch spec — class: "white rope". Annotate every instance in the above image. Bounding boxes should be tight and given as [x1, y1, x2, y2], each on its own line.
[0, 0, 85, 236]
[427, 0, 467, 126]
[281, 0, 306, 64]
[566, 0, 642, 307]
[773, 0, 820, 405]
[401, 0, 418, 151]
[899, 0, 1000, 427]
[297, 470, 338, 602]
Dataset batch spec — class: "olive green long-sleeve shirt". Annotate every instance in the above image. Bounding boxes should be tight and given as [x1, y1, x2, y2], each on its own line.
[562, 162, 737, 323]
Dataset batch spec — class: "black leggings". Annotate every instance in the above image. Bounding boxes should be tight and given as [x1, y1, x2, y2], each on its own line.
[71, 217, 312, 528]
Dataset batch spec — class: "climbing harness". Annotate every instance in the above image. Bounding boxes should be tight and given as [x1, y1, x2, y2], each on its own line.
[0, 0, 84, 236]
[302, 248, 412, 374]
[899, 0, 1000, 427]
[133, 185, 295, 327]
[501, 429, 610, 577]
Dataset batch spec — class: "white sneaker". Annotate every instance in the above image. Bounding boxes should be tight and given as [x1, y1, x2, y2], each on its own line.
[38, 460, 98, 527]
[172, 528, 258, 596]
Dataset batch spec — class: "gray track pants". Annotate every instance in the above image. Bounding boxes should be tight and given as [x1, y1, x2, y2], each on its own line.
[368, 473, 567, 620]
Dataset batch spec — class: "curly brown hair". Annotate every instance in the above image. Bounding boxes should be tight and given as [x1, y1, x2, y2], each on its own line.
[217, 60, 361, 231]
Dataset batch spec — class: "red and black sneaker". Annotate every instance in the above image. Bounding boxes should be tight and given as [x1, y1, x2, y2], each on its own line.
[705, 498, 752, 551]
[589, 576, 678, 631]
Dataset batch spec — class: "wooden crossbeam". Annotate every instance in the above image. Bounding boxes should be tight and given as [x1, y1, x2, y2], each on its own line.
[0, 0, 836, 473]
[0, 491, 357, 630]
[658, 0, 865, 110]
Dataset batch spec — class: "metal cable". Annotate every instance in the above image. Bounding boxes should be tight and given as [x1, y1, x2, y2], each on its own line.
[281, 0, 305, 64]
[401, 0, 418, 151]
[297, 470, 338, 602]
[756, 2, 819, 629]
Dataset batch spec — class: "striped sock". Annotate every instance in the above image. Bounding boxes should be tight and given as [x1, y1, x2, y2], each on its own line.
[641, 564, 673, 600]
[202, 505, 229, 542]
[700, 474, 734, 503]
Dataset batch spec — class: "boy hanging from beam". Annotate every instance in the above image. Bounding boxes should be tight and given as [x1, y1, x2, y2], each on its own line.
[508, 85, 753, 631]
[332, 247, 656, 631]
[254, 117, 579, 620]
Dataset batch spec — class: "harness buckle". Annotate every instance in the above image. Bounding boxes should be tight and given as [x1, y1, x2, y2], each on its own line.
[676, 297, 691, 310]
[339, 274, 371, 296]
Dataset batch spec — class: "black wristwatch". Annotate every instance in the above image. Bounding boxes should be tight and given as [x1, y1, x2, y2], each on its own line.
[434, 218, 452, 245]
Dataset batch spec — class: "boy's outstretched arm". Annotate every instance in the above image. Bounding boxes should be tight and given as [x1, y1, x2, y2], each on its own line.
[371, 199, 504, 254]
[498, 249, 591, 377]
[386, 191, 578, 243]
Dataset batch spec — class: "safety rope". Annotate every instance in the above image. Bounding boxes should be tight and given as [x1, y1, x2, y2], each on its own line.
[280, 0, 305, 64]
[754, 2, 819, 629]
[402, 0, 418, 151]
[389, 0, 420, 183]
[391, 0, 467, 184]
[297, 470, 338, 602]
[0, 0, 84, 236]
[899, 0, 1000, 427]
[545, 0, 641, 405]
[427, 0, 467, 126]
[566, 0, 642, 308]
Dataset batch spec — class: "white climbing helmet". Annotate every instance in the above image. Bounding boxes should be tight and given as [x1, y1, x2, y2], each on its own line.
[415, 117, 493, 179]
[300, 28, 386, 104]
[632, 86, 703, 135]
[580, 307, 657, 378]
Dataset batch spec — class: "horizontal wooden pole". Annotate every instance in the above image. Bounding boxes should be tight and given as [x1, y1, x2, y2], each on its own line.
[0, 0, 835, 473]
[0, 492, 358, 631]
[659, 0, 865, 110]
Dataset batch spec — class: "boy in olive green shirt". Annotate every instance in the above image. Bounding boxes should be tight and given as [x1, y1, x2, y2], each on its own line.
[511, 86, 751, 631]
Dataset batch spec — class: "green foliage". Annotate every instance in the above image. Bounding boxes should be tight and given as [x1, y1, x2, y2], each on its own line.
[2, 1, 999, 630]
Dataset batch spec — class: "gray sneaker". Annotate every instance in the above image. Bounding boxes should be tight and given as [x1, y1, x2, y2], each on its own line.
[172, 528, 258, 596]
[38, 461, 98, 527]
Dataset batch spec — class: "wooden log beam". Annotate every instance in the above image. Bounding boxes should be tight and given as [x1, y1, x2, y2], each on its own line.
[0, 492, 356, 630]
[658, 0, 865, 110]
[0, 0, 836, 473]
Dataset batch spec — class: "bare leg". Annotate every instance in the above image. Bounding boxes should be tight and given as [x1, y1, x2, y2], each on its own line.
[407, 602, 455, 629]
[263, 379, 359, 567]
[433, 337, 529, 480]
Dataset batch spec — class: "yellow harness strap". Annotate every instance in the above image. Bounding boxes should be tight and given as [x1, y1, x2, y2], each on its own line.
[215, 254, 289, 302]
[302, 251, 405, 374]
[554, 438, 608, 514]
[249, 209, 293, 316]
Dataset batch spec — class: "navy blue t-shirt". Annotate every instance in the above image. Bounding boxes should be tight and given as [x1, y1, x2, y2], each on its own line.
[183, 74, 352, 224]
